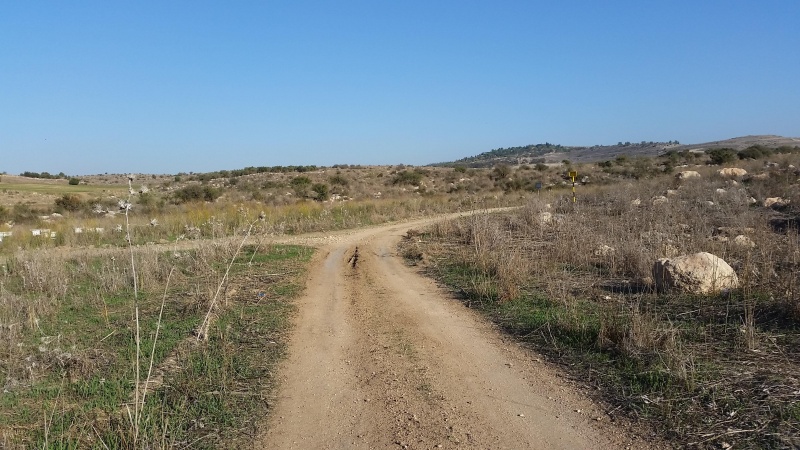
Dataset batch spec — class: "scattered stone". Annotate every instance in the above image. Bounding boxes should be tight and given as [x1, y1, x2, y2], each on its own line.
[631, 198, 641, 206]
[593, 244, 616, 257]
[536, 212, 553, 224]
[715, 188, 727, 195]
[764, 197, 790, 208]
[733, 235, 756, 249]
[718, 167, 748, 177]
[652, 196, 668, 206]
[653, 252, 739, 294]
[676, 170, 701, 180]
[666, 189, 679, 197]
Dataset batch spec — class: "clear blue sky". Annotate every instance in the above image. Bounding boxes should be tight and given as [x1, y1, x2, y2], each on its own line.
[2, 1, 799, 175]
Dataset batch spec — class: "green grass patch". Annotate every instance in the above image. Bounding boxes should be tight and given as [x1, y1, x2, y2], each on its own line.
[0, 244, 311, 449]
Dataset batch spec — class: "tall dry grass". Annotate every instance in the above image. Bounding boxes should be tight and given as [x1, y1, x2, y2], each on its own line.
[417, 161, 800, 448]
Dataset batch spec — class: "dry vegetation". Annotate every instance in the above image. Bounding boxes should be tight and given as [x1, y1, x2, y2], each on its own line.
[404, 151, 800, 449]
[1, 146, 799, 447]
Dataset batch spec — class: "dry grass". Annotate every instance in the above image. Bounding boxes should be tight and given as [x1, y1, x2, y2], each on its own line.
[410, 158, 800, 448]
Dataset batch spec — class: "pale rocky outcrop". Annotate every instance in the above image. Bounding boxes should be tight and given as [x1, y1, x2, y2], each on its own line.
[593, 244, 616, 257]
[676, 171, 701, 180]
[653, 252, 739, 294]
[536, 212, 553, 224]
[718, 168, 748, 177]
[652, 196, 668, 206]
[764, 197, 790, 208]
[733, 235, 756, 249]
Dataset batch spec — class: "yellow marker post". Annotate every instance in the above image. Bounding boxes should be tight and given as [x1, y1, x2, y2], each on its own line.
[568, 171, 577, 203]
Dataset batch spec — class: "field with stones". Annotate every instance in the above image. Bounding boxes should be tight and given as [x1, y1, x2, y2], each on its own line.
[1, 143, 799, 448]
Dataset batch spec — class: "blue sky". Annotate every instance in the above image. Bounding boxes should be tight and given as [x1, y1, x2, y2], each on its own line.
[2, 1, 799, 175]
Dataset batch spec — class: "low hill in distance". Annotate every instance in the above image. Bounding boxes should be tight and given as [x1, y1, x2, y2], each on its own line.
[437, 134, 800, 167]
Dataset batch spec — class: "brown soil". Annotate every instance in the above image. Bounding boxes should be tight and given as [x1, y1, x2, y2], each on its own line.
[258, 214, 665, 449]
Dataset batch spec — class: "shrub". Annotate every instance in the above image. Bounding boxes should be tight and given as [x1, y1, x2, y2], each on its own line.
[392, 170, 423, 186]
[311, 183, 329, 201]
[173, 184, 222, 203]
[329, 174, 348, 186]
[290, 176, 312, 197]
[707, 148, 738, 165]
[68, 177, 81, 185]
[739, 145, 773, 160]
[491, 164, 512, 180]
[55, 194, 84, 212]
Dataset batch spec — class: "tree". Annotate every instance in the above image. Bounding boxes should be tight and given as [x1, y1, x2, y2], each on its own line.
[68, 177, 81, 185]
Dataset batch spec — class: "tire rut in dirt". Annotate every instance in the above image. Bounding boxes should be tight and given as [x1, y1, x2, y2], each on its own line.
[345, 245, 470, 448]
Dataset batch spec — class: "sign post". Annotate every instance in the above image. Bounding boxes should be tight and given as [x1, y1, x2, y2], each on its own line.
[568, 171, 577, 203]
[534, 181, 542, 196]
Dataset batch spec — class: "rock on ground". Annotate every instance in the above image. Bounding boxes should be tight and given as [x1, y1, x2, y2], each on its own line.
[718, 168, 748, 177]
[676, 171, 701, 180]
[653, 252, 739, 294]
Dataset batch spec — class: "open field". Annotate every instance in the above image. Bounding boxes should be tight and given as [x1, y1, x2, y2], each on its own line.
[1, 141, 799, 447]
[402, 153, 800, 448]
[0, 237, 312, 448]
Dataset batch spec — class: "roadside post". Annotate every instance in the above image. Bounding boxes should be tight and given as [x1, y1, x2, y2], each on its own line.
[534, 181, 542, 196]
[568, 170, 577, 203]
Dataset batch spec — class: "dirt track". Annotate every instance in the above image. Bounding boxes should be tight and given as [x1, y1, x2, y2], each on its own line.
[259, 214, 659, 449]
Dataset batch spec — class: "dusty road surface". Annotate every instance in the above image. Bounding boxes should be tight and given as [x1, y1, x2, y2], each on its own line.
[260, 213, 659, 449]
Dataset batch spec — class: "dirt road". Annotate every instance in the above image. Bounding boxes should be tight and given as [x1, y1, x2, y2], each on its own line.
[260, 214, 657, 449]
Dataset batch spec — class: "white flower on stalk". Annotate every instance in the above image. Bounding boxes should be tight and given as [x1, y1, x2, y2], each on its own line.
[139, 185, 149, 194]
[127, 174, 135, 182]
[149, 218, 158, 227]
[118, 200, 132, 211]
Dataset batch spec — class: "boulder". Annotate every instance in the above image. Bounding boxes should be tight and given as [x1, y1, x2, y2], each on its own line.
[764, 197, 790, 208]
[676, 171, 701, 180]
[653, 252, 739, 294]
[718, 168, 748, 177]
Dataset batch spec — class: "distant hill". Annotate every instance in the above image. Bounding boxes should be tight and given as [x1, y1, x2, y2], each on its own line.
[435, 135, 800, 167]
